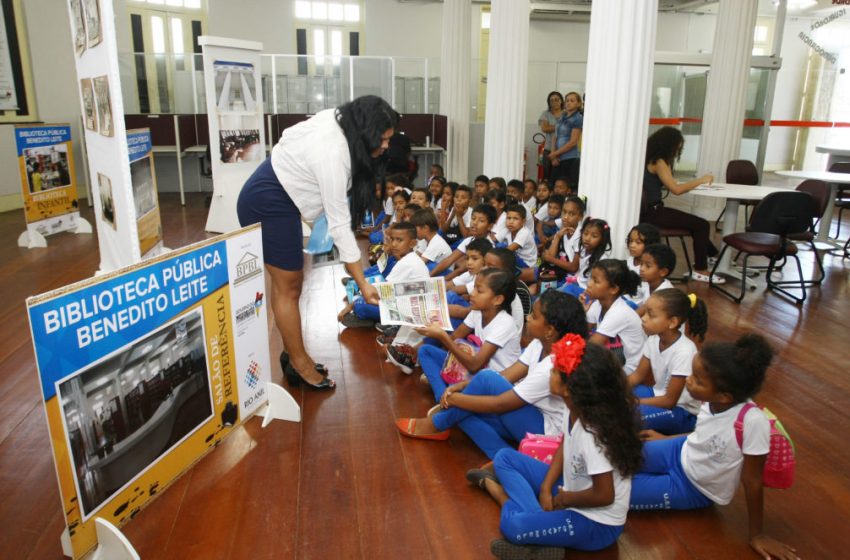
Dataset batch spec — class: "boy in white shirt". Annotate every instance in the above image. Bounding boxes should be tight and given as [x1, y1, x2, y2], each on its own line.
[636, 243, 677, 315]
[501, 204, 538, 271]
[440, 185, 474, 246]
[430, 204, 497, 279]
[411, 208, 452, 271]
[340, 222, 429, 327]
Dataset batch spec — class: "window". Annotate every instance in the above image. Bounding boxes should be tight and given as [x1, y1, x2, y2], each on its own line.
[127, 1, 206, 113]
[296, 1, 361, 74]
[295, 1, 360, 23]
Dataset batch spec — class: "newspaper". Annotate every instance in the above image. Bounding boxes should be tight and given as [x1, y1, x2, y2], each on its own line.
[377, 277, 452, 329]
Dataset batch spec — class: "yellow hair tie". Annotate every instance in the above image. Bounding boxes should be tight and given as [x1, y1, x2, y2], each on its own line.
[687, 293, 697, 309]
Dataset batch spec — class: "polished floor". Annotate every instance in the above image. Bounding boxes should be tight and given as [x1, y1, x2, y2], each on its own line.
[1, 192, 848, 559]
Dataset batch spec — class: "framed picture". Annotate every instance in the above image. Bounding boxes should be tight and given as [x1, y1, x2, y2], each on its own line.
[93, 75, 113, 137]
[69, 0, 86, 56]
[83, 0, 101, 48]
[80, 78, 97, 132]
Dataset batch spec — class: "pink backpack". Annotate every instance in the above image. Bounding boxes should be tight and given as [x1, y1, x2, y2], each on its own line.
[439, 335, 482, 385]
[734, 403, 796, 489]
[519, 433, 563, 465]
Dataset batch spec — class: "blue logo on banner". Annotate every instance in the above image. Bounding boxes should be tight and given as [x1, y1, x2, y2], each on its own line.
[15, 125, 72, 154]
[28, 241, 230, 400]
[127, 129, 153, 163]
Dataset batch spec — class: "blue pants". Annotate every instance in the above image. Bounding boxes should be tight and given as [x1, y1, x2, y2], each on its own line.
[629, 437, 713, 511]
[633, 386, 697, 434]
[352, 298, 380, 321]
[363, 256, 397, 278]
[494, 449, 624, 550]
[419, 345, 450, 401]
[426, 260, 450, 277]
[369, 229, 384, 244]
[431, 370, 544, 459]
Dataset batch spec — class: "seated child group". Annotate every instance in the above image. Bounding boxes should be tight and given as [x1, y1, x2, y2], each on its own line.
[335, 166, 797, 560]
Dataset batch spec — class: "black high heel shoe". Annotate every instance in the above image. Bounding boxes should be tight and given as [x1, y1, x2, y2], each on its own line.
[284, 363, 335, 391]
[280, 351, 328, 376]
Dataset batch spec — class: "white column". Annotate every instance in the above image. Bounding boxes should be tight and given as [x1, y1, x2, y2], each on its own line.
[579, 0, 658, 259]
[482, 0, 529, 180]
[695, 0, 758, 218]
[439, 0, 471, 183]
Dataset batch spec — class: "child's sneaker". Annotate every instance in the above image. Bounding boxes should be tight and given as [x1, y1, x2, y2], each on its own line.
[387, 344, 416, 374]
[490, 539, 564, 560]
[376, 334, 393, 346]
[340, 312, 377, 329]
[374, 324, 401, 337]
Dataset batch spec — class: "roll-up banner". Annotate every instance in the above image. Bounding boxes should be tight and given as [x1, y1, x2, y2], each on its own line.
[199, 36, 266, 234]
[127, 128, 164, 258]
[15, 124, 82, 240]
[26, 224, 271, 558]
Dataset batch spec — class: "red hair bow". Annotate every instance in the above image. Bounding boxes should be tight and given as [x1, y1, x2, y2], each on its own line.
[552, 334, 586, 376]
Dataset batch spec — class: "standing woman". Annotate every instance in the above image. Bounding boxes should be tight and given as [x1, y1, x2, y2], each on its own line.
[237, 95, 399, 390]
[549, 91, 583, 191]
[538, 91, 563, 182]
[641, 126, 722, 284]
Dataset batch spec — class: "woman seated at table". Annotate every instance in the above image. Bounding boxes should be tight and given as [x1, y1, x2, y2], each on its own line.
[641, 127, 724, 284]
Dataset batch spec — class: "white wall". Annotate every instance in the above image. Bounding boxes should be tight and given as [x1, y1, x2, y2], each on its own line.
[0, 0, 85, 200]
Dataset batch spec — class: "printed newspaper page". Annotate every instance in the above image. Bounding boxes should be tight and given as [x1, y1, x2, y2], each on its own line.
[377, 277, 452, 329]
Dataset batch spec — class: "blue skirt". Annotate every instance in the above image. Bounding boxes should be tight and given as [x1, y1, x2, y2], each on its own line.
[237, 158, 304, 271]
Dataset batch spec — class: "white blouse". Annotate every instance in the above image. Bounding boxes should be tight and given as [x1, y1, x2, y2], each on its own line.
[270, 109, 361, 263]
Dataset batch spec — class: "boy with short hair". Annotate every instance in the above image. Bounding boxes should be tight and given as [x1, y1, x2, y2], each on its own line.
[506, 179, 524, 204]
[553, 177, 571, 196]
[340, 222, 429, 328]
[410, 187, 432, 209]
[536, 193, 565, 250]
[440, 184, 473, 244]
[411, 208, 452, 270]
[501, 204, 538, 270]
[473, 175, 490, 204]
[430, 203, 497, 279]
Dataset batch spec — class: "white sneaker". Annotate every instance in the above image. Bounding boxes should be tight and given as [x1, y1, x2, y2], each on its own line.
[690, 271, 725, 285]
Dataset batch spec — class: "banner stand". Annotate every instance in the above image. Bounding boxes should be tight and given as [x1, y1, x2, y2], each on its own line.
[17, 217, 92, 249]
[260, 382, 301, 427]
[60, 527, 72, 557]
[89, 519, 140, 560]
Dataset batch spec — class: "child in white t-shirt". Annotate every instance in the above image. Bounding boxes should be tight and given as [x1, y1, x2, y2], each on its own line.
[635, 242, 677, 315]
[441, 185, 474, 246]
[341, 222, 428, 326]
[410, 269, 521, 401]
[631, 334, 797, 560]
[481, 338, 642, 556]
[628, 289, 708, 434]
[411, 208, 452, 270]
[624, 223, 661, 307]
[501, 204, 538, 271]
[487, 189, 510, 242]
[584, 259, 645, 375]
[395, 291, 588, 454]
[430, 204, 497, 279]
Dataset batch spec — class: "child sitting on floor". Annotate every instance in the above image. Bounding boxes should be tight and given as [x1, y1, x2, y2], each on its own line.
[536, 194, 564, 251]
[430, 204, 497, 279]
[636, 243, 677, 314]
[630, 334, 798, 560]
[584, 259, 646, 375]
[628, 289, 707, 434]
[540, 196, 585, 286]
[501, 204, 538, 273]
[411, 208, 452, 272]
[410, 187, 432, 210]
[394, 292, 587, 457]
[339, 222, 428, 328]
[477, 338, 642, 558]
[441, 185, 473, 247]
[558, 218, 612, 299]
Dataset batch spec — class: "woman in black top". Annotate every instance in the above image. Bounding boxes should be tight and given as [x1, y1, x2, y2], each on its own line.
[641, 127, 723, 283]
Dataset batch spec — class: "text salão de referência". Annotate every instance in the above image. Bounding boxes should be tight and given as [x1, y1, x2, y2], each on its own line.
[41, 250, 223, 349]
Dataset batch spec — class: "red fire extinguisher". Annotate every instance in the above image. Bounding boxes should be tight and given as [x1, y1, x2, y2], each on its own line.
[532, 132, 546, 182]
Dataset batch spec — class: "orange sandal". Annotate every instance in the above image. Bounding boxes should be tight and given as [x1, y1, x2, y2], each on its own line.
[395, 418, 450, 441]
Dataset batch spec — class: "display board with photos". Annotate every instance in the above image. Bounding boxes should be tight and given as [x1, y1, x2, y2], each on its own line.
[27, 224, 272, 559]
[127, 128, 163, 257]
[15, 124, 81, 237]
[69, 0, 102, 58]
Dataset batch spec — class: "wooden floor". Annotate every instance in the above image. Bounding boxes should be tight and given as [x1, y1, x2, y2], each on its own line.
[1, 192, 849, 559]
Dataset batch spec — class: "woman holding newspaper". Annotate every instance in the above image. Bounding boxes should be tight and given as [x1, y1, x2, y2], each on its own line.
[237, 96, 399, 391]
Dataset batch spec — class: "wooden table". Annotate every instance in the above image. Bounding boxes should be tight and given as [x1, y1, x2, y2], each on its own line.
[774, 169, 850, 244]
[690, 182, 791, 280]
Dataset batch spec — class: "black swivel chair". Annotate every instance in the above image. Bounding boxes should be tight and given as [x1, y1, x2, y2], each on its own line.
[709, 191, 821, 305]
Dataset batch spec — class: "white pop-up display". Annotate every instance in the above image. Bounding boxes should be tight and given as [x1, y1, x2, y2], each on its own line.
[199, 36, 266, 233]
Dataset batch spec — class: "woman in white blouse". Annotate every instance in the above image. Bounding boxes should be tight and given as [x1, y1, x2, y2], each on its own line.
[237, 96, 398, 390]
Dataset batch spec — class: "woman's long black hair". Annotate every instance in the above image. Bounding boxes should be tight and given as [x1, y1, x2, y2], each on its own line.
[645, 126, 684, 169]
[336, 95, 400, 229]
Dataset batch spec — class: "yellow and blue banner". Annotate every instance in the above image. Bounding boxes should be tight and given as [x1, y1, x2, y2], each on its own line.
[15, 124, 81, 237]
[27, 225, 271, 558]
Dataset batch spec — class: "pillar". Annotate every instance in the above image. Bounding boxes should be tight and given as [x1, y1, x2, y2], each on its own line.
[579, 0, 658, 259]
[439, 0, 471, 183]
[696, 0, 759, 218]
[482, 0, 530, 181]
